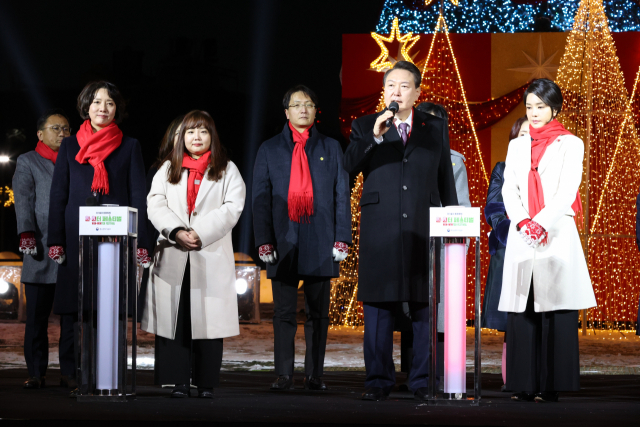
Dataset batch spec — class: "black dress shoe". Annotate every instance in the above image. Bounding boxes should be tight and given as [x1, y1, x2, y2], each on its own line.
[270, 375, 293, 390]
[413, 387, 430, 401]
[534, 391, 559, 403]
[60, 376, 77, 389]
[197, 388, 214, 398]
[362, 387, 386, 401]
[511, 392, 535, 402]
[171, 384, 190, 398]
[304, 376, 327, 391]
[69, 388, 79, 398]
[24, 377, 44, 389]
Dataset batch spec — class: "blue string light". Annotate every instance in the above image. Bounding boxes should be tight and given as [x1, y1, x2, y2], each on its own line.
[376, 0, 640, 33]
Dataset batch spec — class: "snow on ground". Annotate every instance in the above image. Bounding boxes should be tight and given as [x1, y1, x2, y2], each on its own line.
[1, 319, 638, 374]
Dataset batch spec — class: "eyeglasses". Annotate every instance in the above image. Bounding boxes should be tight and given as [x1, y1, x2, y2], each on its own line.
[288, 103, 316, 110]
[43, 125, 71, 134]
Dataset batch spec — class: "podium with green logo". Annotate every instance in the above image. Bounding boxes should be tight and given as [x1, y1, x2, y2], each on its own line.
[77, 206, 138, 401]
[428, 206, 482, 405]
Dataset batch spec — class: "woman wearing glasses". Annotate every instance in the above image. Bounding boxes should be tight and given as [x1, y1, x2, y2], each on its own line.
[142, 110, 245, 398]
[47, 81, 151, 396]
[499, 79, 596, 403]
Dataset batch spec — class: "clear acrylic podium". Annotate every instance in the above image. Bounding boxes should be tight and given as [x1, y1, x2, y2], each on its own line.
[77, 206, 138, 402]
[427, 206, 482, 405]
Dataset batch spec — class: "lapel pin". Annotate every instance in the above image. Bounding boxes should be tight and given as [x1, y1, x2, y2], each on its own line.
[320, 157, 324, 161]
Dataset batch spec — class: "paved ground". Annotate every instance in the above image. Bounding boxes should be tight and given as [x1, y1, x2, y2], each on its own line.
[0, 369, 639, 426]
[1, 317, 639, 375]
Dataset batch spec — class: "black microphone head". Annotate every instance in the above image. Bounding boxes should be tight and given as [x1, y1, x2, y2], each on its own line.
[388, 101, 399, 113]
[85, 197, 98, 206]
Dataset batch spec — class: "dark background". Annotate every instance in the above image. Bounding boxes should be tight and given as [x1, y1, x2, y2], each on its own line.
[0, 0, 383, 256]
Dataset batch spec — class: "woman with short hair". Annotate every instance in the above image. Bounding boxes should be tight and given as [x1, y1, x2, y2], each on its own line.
[499, 79, 596, 403]
[142, 110, 245, 398]
[47, 81, 151, 396]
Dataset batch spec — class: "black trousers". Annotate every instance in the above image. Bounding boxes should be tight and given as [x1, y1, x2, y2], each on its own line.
[23, 283, 75, 378]
[271, 276, 330, 377]
[506, 284, 580, 393]
[154, 262, 223, 388]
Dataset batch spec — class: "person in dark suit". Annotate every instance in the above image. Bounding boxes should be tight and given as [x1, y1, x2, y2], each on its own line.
[482, 116, 528, 391]
[344, 61, 457, 401]
[47, 81, 151, 396]
[13, 109, 76, 390]
[252, 85, 351, 391]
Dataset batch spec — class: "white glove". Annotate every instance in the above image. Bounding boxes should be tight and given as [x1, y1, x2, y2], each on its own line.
[332, 242, 349, 262]
[259, 244, 278, 264]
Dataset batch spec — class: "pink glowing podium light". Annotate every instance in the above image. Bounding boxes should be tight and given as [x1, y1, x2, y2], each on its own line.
[444, 242, 466, 395]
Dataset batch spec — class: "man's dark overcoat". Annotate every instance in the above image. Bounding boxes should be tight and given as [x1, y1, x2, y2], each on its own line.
[48, 135, 149, 314]
[344, 109, 457, 303]
[252, 124, 351, 279]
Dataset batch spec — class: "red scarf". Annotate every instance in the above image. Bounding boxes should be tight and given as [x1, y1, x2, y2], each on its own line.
[182, 151, 211, 216]
[35, 141, 58, 164]
[75, 120, 123, 195]
[288, 122, 314, 223]
[528, 119, 584, 229]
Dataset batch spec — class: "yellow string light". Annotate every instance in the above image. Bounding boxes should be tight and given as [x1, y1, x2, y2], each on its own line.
[425, 0, 460, 6]
[556, 0, 640, 331]
[1, 186, 14, 208]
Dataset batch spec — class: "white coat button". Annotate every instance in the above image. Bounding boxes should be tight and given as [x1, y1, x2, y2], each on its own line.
[193, 212, 198, 216]
[403, 186, 407, 190]
[403, 213, 407, 218]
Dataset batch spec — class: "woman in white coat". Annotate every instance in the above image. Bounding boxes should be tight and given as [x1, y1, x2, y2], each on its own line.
[142, 110, 246, 398]
[499, 79, 596, 403]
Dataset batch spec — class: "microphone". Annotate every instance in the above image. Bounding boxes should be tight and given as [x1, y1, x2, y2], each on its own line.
[385, 102, 399, 128]
[85, 197, 98, 206]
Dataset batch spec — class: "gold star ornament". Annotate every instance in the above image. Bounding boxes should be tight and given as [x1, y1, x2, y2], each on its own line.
[425, 0, 459, 6]
[370, 17, 420, 73]
[508, 36, 559, 81]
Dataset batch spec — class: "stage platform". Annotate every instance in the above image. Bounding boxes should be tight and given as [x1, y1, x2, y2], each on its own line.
[0, 369, 638, 426]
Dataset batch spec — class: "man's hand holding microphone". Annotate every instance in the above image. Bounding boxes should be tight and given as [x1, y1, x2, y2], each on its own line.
[373, 101, 399, 139]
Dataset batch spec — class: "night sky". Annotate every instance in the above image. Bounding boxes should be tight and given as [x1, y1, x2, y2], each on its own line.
[0, 0, 382, 254]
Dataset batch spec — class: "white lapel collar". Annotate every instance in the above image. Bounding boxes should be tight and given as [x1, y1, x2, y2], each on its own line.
[537, 135, 564, 175]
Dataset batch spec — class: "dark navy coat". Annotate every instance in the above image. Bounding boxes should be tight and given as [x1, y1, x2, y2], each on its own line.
[344, 109, 457, 303]
[47, 135, 149, 314]
[252, 124, 351, 279]
[482, 162, 509, 331]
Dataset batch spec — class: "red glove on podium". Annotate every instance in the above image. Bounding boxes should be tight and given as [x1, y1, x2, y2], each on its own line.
[518, 219, 547, 248]
[48, 246, 66, 264]
[137, 248, 151, 268]
[259, 244, 277, 264]
[332, 242, 349, 262]
[19, 232, 37, 255]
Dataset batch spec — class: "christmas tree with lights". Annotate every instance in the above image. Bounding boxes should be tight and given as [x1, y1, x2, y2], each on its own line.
[555, 0, 640, 329]
[419, 13, 490, 320]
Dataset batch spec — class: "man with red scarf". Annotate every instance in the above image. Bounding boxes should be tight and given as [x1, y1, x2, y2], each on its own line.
[344, 61, 458, 402]
[12, 110, 76, 390]
[252, 85, 351, 391]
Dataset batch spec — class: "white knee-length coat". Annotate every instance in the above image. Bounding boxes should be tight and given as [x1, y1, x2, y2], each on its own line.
[498, 134, 597, 313]
[141, 160, 246, 339]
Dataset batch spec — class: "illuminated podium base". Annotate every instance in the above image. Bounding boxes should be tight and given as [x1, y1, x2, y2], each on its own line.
[77, 206, 139, 402]
[427, 207, 482, 406]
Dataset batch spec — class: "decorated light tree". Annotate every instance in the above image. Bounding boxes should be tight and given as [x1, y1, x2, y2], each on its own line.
[555, 0, 640, 329]
[419, 13, 490, 320]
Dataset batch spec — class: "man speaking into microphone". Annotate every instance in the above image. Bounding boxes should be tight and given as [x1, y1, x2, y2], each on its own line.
[344, 61, 457, 401]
